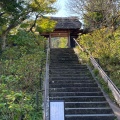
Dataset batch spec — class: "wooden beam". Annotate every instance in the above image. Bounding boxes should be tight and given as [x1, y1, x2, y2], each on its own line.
[51, 33, 69, 37]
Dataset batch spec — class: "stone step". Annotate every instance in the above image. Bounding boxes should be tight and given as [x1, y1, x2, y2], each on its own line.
[49, 74, 91, 78]
[65, 108, 113, 114]
[50, 61, 80, 64]
[50, 48, 74, 52]
[50, 60, 79, 63]
[50, 54, 76, 57]
[65, 114, 115, 120]
[49, 68, 89, 71]
[49, 96, 106, 102]
[50, 57, 78, 60]
[49, 87, 101, 92]
[50, 56, 76, 58]
[49, 80, 95, 84]
[50, 52, 75, 55]
[50, 69, 88, 72]
[49, 70, 90, 74]
[49, 83, 98, 88]
[50, 76, 93, 80]
[50, 52, 75, 54]
[50, 50, 75, 53]
[50, 64, 85, 67]
[65, 102, 109, 108]
[49, 66, 89, 68]
[50, 63, 87, 68]
[49, 92, 103, 97]
[50, 64, 86, 66]
[49, 48, 115, 119]
[50, 59, 79, 61]
[50, 71, 90, 73]
[50, 61, 79, 63]
[50, 56, 78, 59]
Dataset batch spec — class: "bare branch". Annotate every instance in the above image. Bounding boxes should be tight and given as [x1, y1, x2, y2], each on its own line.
[29, 14, 40, 32]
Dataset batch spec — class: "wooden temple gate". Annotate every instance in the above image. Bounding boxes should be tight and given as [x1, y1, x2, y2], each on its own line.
[42, 17, 82, 48]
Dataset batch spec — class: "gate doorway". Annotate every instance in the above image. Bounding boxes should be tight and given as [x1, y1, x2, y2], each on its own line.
[51, 37, 68, 48]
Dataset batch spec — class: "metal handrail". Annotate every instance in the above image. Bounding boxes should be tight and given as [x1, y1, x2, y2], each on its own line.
[36, 57, 46, 111]
[39, 58, 46, 90]
[89, 56, 120, 93]
[43, 40, 50, 120]
[73, 38, 120, 106]
[35, 39, 49, 119]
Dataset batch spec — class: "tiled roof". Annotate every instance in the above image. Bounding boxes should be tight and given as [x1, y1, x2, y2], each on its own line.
[51, 17, 82, 29]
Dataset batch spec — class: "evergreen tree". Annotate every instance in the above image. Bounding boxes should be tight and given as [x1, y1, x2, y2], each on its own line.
[66, 0, 120, 30]
[0, 0, 56, 50]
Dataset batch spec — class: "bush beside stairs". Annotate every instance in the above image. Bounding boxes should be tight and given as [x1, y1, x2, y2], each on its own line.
[49, 48, 116, 120]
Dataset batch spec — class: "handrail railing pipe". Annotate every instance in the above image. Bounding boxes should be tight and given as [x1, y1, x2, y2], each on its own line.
[73, 38, 120, 106]
[43, 39, 50, 120]
[35, 39, 50, 119]
[39, 58, 46, 90]
[36, 57, 45, 112]
[35, 40, 48, 119]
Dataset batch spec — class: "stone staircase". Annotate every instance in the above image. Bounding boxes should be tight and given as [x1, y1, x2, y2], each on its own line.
[49, 48, 116, 120]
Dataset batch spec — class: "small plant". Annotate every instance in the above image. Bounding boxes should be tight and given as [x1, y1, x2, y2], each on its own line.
[93, 69, 99, 76]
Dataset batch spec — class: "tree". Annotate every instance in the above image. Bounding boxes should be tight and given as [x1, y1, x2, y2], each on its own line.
[35, 17, 57, 33]
[0, 0, 56, 50]
[66, 0, 120, 30]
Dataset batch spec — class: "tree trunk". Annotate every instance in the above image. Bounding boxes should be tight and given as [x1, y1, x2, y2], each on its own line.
[1, 35, 6, 50]
[0, 25, 12, 50]
[0, 18, 25, 50]
[0, 31, 8, 50]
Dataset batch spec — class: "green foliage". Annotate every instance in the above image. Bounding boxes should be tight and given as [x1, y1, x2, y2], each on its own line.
[78, 27, 120, 88]
[0, 0, 56, 118]
[93, 69, 99, 76]
[30, 0, 56, 13]
[0, 0, 56, 50]
[0, 0, 27, 33]
[36, 17, 57, 33]
[51, 37, 68, 48]
[0, 30, 46, 119]
[81, 0, 120, 29]
[96, 76, 115, 101]
[84, 11, 104, 28]
[0, 75, 33, 120]
[0, 0, 56, 32]
[58, 37, 68, 48]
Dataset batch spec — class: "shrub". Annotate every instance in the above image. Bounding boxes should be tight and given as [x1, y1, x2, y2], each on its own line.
[0, 30, 46, 119]
[78, 27, 120, 88]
